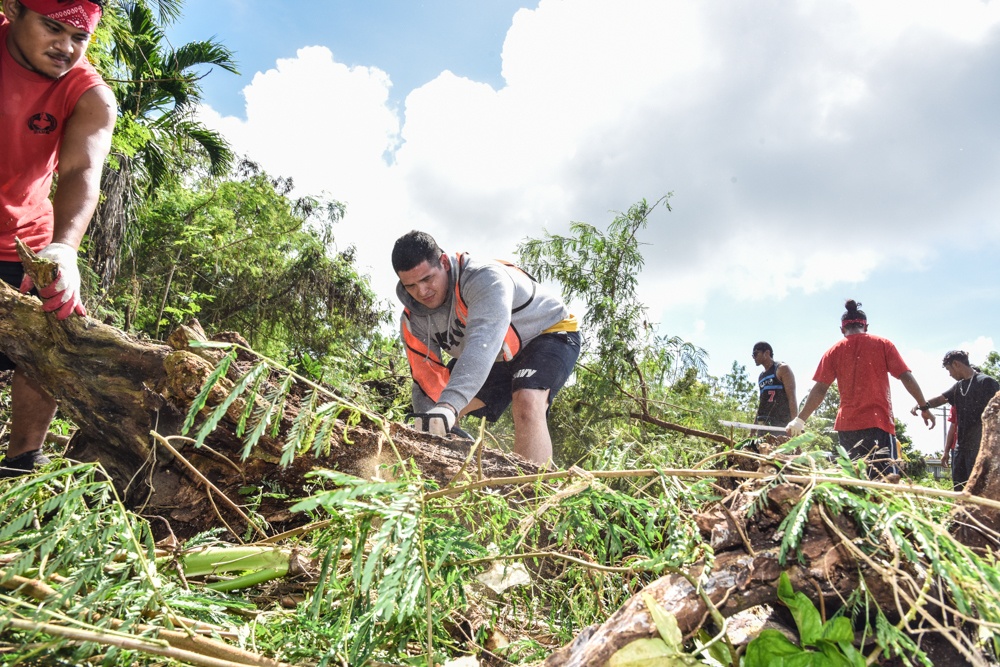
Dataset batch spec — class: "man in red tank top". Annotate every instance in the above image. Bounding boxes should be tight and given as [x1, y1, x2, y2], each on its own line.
[0, 0, 116, 477]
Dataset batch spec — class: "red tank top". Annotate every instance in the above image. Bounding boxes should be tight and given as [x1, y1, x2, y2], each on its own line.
[0, 16, 109, 261]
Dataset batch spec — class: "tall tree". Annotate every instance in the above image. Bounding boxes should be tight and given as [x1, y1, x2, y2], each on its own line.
[518, 196, 704, 386]
[719, 360, 757, 415]
[982, 351, 1000, 380]
[517, 198, 721, 466]
[88, 0, 239, 289]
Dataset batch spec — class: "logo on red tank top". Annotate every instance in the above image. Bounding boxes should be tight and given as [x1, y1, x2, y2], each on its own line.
[27, 113, 58, 134]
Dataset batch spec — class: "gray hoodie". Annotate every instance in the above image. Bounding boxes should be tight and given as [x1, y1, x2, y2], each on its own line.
[397, 253, 571, 413]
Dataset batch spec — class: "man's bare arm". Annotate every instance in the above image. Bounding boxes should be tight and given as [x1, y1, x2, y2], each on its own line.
[796, 381, 830, 424]
[777, 363, 798, 418]
[898, 371, 936, 429]
[51, 86, 117, 248]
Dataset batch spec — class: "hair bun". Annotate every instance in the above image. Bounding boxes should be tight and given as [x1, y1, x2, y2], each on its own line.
[845, 299, 859, 313]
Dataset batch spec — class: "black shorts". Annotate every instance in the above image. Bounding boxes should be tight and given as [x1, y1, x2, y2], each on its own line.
[466, 331, 581, 422]
[951, 444, 977, 491]
[0, 262, 26, 372]
[838, 427, 899, 479]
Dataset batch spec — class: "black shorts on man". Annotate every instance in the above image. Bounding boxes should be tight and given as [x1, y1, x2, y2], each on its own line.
[0, 262, 27, 372]
[838, 427, 899, 479]
[466, 331, 581, 422]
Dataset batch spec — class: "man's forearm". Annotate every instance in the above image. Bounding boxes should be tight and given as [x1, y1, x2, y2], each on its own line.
[898, 371, 930, 407]
[51, 168, 102, 248]
[797, 382, 830, 422]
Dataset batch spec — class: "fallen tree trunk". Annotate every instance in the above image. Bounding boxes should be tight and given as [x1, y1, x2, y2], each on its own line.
[0, 243, 541, 540]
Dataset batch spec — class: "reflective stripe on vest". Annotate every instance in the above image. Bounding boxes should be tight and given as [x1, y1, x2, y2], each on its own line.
[401, 308, 450, 403]
[452, 253, 525, 361]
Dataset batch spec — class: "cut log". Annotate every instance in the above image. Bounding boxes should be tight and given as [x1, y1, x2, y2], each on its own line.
[0, 242, 541, 540]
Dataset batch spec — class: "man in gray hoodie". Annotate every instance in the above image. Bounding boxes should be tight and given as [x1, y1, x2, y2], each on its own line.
[393, 230, 580, 465]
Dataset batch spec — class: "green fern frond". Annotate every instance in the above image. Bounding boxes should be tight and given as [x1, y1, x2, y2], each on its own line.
[194, 362, 268, 446]
[236, 367, 269, 436]
[180, 349, 236, 435]
[282, 389, 318, 467]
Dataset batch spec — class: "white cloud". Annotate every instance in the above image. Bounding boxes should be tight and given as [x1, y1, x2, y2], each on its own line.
[850, 0, 1000, 44]
[197, 46, 410, 297]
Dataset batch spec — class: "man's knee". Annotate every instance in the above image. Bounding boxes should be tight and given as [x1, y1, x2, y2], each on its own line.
[512, 387, 550, 420]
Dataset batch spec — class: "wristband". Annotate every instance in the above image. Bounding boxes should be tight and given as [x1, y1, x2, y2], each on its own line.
[918, 404, 930, 412]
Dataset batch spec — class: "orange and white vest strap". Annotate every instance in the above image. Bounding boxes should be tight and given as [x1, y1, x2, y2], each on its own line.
[401, 308, 450, 403]
[452, 253, 525, 362]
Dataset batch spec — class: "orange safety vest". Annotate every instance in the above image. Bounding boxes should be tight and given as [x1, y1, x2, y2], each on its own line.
[402, 253, 534, 403]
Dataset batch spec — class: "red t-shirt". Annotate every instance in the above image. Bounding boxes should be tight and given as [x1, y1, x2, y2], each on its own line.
[0, 16, 109, 261]
[813, 333, 910, 434]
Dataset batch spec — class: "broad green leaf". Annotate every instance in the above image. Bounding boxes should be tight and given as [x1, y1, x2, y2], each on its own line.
[836, 641, 866, 667]
[696, 629, 732, 665]
[820, 617, 854, 644]
[816, 641, 858, 667]
[607, 638, 701, 667]
[777, 571, 824, 646]
[744, 629, 805, 667]
[642, 592, 684, 650]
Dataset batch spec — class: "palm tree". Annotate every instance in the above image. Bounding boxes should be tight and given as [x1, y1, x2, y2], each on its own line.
[89, 0, 239, 289]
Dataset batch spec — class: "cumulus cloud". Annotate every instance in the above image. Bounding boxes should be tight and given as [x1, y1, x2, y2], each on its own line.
[197, 0, 1000, 310]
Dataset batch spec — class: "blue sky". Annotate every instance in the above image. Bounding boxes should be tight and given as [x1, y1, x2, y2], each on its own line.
[167, 0, 1000, 455]
[168, 1, 533, 116]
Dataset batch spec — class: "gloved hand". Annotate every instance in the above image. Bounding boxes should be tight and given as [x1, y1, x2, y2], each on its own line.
[20, 243, 86, 320]
[786, 417, 806, 437]
[412, 405, 456, 437]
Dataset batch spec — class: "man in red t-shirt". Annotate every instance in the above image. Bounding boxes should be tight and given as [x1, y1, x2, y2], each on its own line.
[786, 300, 936, 478]
[0, 0, 116, 477]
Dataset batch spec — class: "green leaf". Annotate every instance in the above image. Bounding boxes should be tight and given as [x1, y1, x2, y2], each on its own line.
[816, 641, 859, 667]
[820, 617, 854, 644]
[608, 638, 701, 667]
[826, 638, 866, 667]
[194, 362, 268, 446]
[777, 571, 824, 646]
[744, 629, 807, 667]
[180, 350, 235, 435]
[696, 629, 732, 666]
[642, 592, 684, 650]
